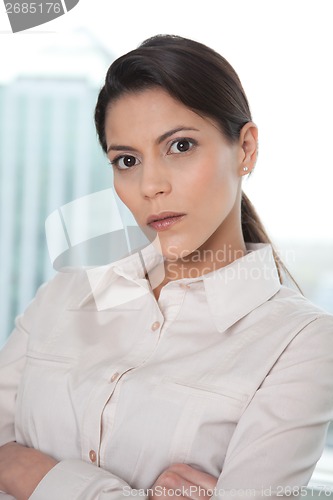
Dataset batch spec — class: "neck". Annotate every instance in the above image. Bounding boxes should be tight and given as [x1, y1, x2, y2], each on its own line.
[149, 198, 246, 300]
[151, 236, 246, 302]
[164, 239, 246, 282]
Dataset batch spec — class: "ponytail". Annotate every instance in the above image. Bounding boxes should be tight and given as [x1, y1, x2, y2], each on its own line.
[241, 192, 301, 292]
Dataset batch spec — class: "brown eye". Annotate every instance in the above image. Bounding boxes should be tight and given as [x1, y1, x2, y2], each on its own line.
[177, 140, 190, 151]
[111, 155, 139, 170]
[122, 156, 137, 167]
[169, 138, 195, 154]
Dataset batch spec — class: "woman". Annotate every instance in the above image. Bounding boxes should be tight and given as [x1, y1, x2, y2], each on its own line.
[0, 34, 332, 500]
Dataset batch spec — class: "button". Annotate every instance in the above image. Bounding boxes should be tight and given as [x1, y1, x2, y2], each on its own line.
[151, 321, 161, 331]
[89, 450, 97, 463]
[110, 372, 120, 382]
[179, 283, 190, 289]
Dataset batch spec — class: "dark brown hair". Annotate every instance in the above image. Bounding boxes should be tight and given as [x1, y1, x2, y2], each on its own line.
[94, 34, 298, 288]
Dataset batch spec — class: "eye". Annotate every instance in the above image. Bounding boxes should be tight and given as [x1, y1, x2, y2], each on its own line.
[110, 155, 140, 170]
[168, 138, 196, 154]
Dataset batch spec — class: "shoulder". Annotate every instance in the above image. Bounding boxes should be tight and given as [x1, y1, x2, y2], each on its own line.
[17, 269, 92, 333]
[33, 268, 90, 306]
[264, 288, 333, 405]
[272, 284, 332, 321]
[269, 285, 333, 344]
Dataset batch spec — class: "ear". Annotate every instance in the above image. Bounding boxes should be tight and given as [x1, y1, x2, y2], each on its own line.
[238, 122, 258, 176]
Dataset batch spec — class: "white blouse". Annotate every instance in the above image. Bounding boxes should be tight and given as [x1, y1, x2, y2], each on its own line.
[0, 243, 332, 499]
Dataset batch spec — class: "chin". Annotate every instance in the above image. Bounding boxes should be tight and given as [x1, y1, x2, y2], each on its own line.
[160, 240, 199, 261]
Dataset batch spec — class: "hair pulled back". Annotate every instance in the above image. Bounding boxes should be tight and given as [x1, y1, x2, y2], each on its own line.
[94, 34, 296, 287]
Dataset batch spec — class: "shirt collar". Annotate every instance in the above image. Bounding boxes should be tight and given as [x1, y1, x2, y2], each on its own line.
[76, 243, 165, 310]
[202, 243, 281, 332]
[75, 243, 281, 323]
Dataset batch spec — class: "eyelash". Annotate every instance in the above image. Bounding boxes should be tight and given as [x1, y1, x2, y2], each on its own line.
[109, 156, 139, 171]
[109, 137, 198, 171]
[168, 137, 198, 155]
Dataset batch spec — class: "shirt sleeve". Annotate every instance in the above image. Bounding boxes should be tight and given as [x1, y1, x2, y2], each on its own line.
[211, 314, 333, 500]
[0, 315, 29, 448]
[29, 460, 148, 499]
[0, 300, 30, 498]
[0, 279, 55, 449]
[0, 279, 149, 500]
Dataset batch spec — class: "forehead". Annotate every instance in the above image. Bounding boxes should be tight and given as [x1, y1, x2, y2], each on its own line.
[104, 88, 215, 143]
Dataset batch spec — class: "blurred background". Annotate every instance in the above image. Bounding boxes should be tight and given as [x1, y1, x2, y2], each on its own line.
[0, 0, 332, 490]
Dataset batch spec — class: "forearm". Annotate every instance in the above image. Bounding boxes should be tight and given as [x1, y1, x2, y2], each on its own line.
[0, 442, 58, 500]
[0, 443, 144, 500]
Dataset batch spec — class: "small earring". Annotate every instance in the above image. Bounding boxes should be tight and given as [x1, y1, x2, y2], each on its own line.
[243, 166, 249, 172]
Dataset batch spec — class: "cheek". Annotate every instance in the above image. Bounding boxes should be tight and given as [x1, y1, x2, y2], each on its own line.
[183, 153, 235, 202]
[113, 180, 146, 230]
[113, 178, 134, 210]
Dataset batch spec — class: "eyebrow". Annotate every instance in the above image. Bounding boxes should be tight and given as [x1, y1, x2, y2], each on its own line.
[106, 126, 200, 154]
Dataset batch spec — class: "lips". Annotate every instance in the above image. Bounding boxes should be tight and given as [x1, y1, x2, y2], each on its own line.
[146, 212, 186, 225]
[147, 212, 186, 232]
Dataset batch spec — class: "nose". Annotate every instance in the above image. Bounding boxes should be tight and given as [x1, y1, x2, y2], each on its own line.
[140, 159, 172, 199]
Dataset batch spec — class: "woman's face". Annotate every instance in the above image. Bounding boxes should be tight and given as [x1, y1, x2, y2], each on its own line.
[105, 88, 253, 262]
